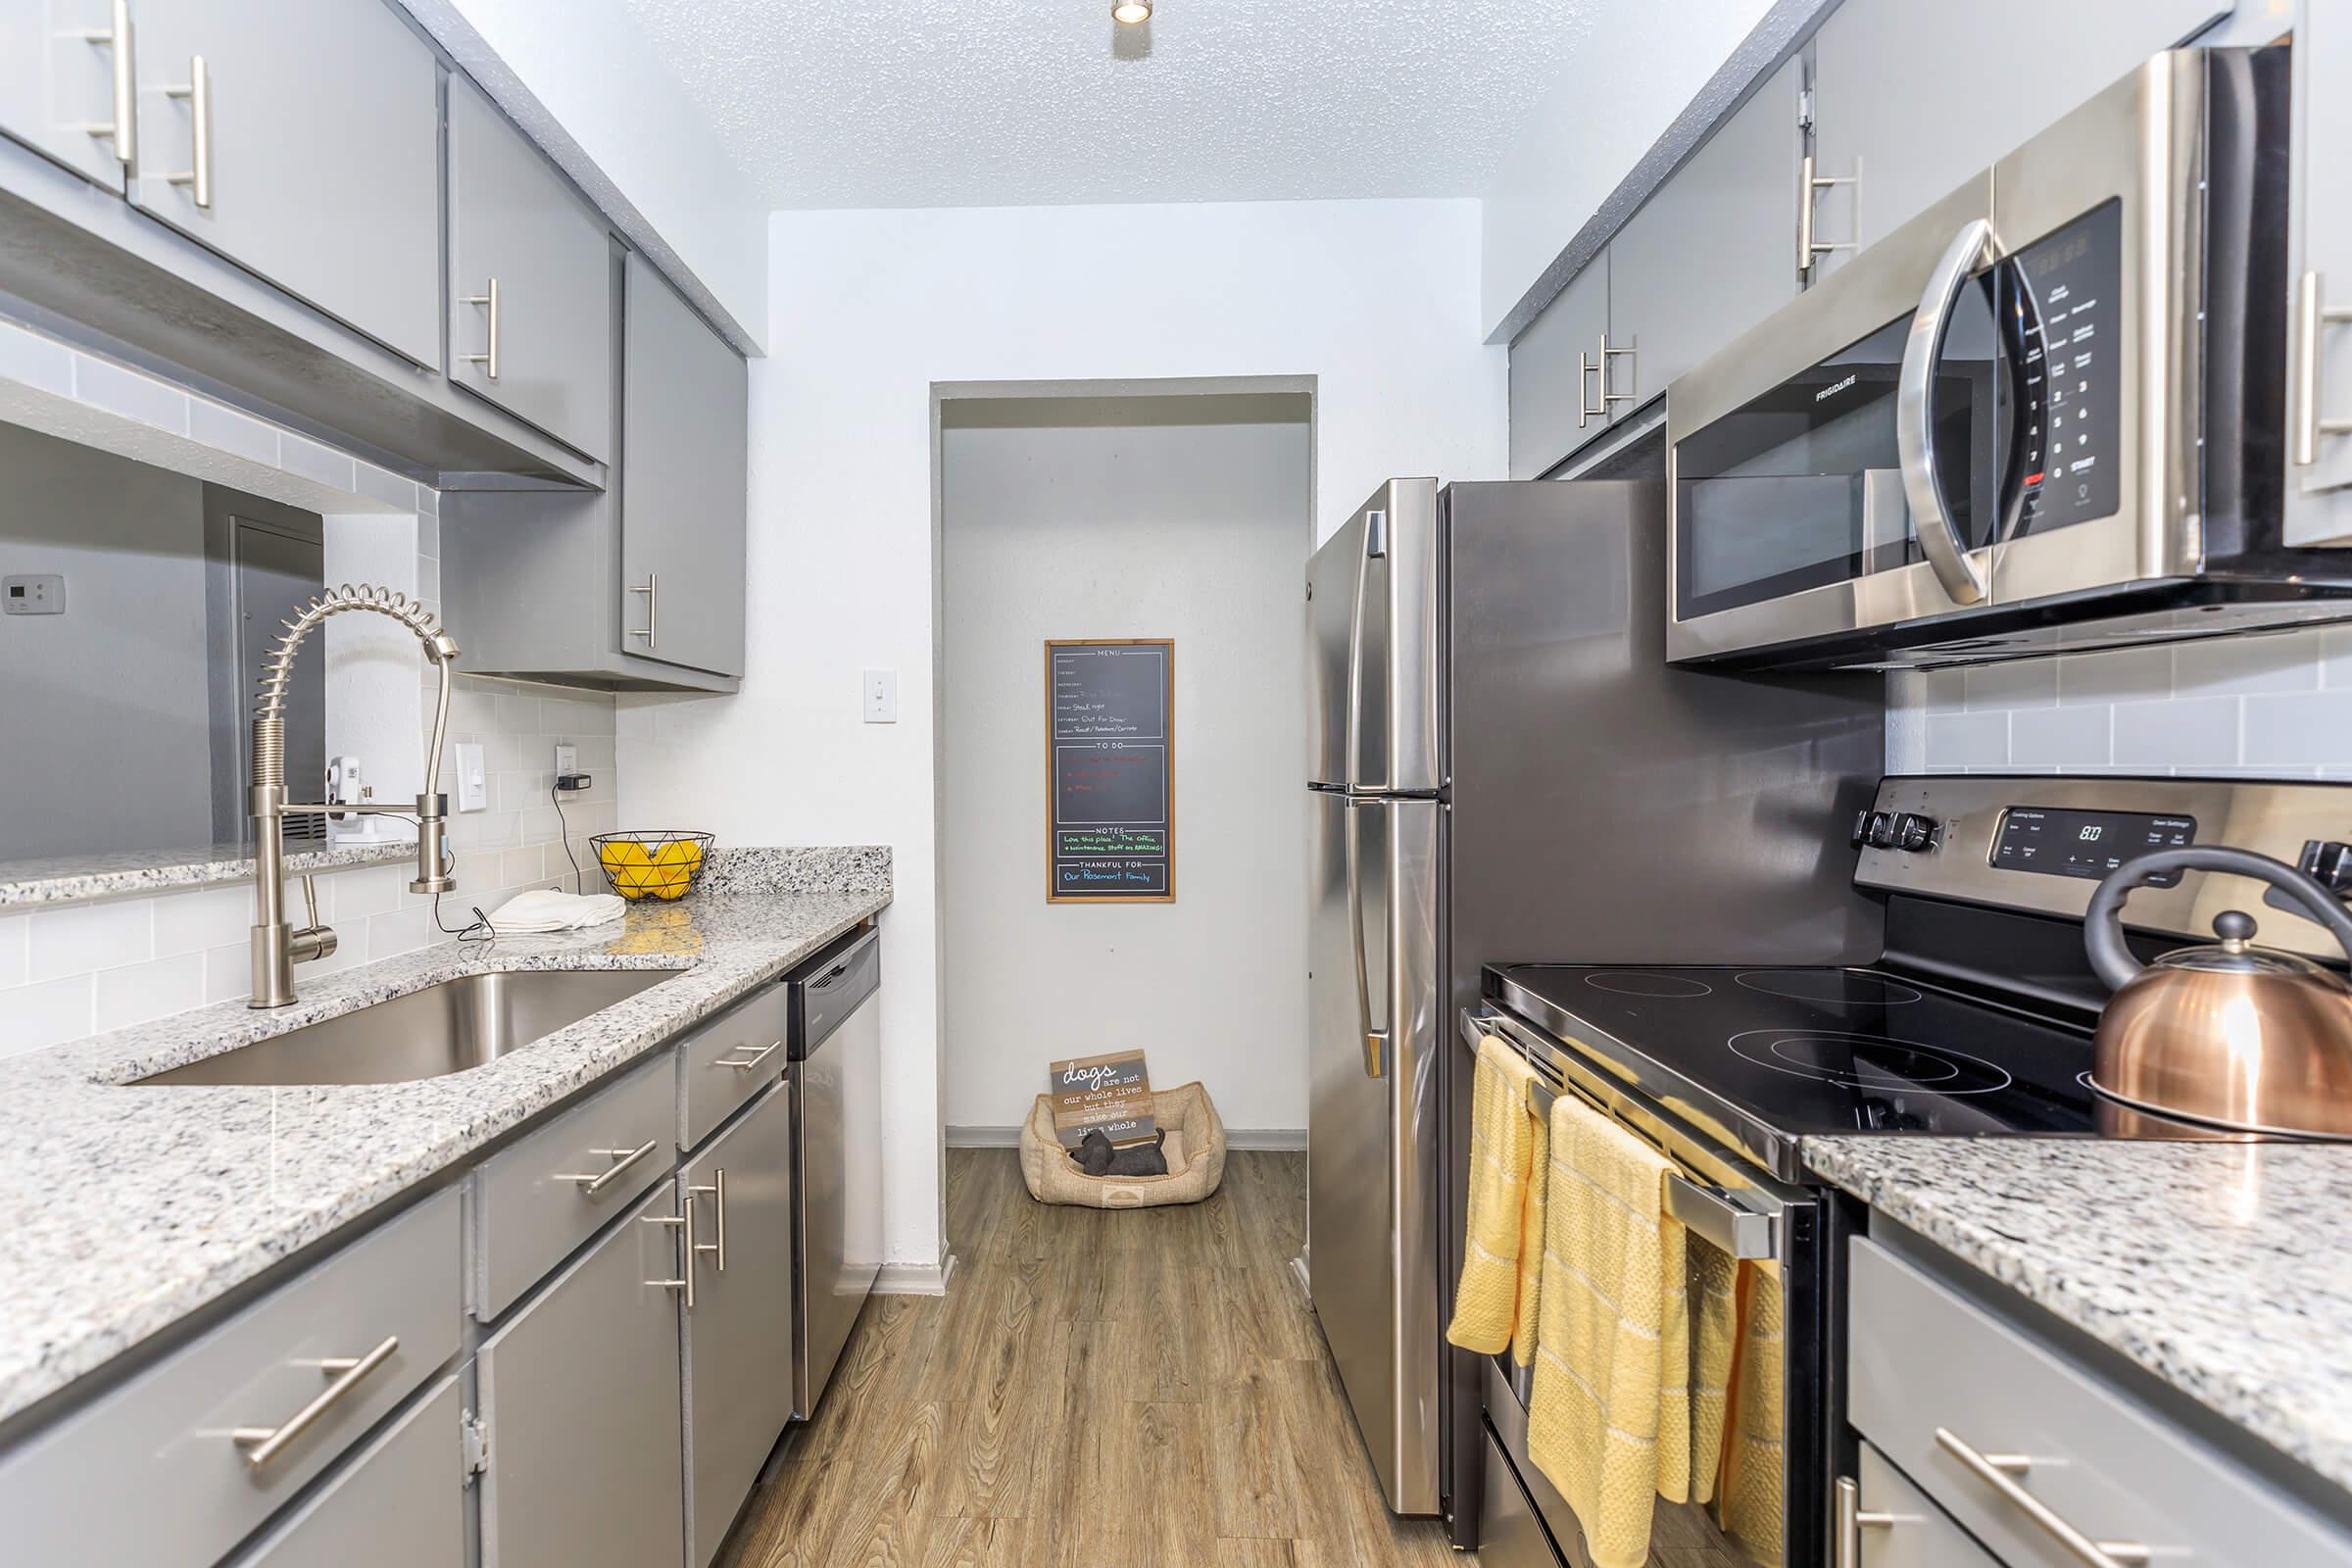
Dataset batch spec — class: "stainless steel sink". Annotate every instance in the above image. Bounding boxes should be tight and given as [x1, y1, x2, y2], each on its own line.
[134, 969, 685, 1087]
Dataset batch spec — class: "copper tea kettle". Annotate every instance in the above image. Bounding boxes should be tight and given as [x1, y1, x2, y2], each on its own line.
[2086, 846, 2352, 1137]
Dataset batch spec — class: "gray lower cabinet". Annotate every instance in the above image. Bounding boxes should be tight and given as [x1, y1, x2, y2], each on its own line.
[477, 1181, 687, 1568]
[2287, 0, 2352, 542]
[126, 0, 440, 368]
[681, 1083, 796, 1568]
[447, 74, 614, 461]
[1808, 0, 2233, 281]
[0, 0, 128, 191]
[0, 1186, 461, 1568]
[1507, 252, 1609, 478]
[619, 252, 749, 678]
[1846, 1442, 1998, 1568]
[1606, 55, 1804, 420]
[227, 1376, 466, 1568]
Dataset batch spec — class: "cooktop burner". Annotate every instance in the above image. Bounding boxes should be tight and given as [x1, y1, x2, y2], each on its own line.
[1489, 962, 2098, 1161]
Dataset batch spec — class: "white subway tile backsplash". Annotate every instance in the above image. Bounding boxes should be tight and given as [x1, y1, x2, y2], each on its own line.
[2009, 705, 2113, 768]
[27, 902, 152, 984]
[1925, 710, 2009, 769]
[94, 954, 207, 1032]
[2173, 634, 2322, 698]
[187, 400, 281, 466]
[152, 885, 248, 958]
[202, 942, 251, 1004]
[1965, 661, 2057, 710]
[2244, 689, 2352, 770]
[352, 461, 417, 511]
[0, 320, 74, 397]
[73, 355, 188, 432]
[279, 432, 357, 491]
[2113, 695, 2237, 769]
[0, 976, 95, 1057]
[2055, 646, 2173, 706]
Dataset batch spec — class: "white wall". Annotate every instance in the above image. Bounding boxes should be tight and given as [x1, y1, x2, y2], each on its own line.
[403, 0, 767, 351]
[1889, 627, 2352, 778]
[618, 197, 1504, 1275]
[940, 403, 1311, 1137]
[1481, 0, 1773, 340]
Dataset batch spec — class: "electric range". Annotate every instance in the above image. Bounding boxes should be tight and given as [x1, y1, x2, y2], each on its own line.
[1466, 774, 2352, 1568]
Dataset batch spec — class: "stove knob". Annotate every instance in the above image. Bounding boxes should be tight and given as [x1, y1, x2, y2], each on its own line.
[1863, 811, 1897, 850]
[1850, 809, 1873, 848]
[1895, 813, 1937, 854]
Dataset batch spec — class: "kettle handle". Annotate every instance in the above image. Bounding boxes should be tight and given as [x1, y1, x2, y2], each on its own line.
[2084, 845, 2352, 991]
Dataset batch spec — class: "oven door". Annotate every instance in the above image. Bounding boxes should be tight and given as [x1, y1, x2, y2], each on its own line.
[1466, 1009, 1824, 1568]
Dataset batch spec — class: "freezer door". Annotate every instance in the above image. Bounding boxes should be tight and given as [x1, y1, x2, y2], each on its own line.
[1306, 790, 1442, 1515]
[1306, 480, 1443, 792]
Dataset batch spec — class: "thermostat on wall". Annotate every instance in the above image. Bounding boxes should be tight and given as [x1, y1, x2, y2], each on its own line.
[3, 574, 64, 614]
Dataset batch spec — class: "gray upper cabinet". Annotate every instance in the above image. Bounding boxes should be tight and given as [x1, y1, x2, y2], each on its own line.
[681, 1085, 796, 1568]
[1507, 253, 1609, 479]
[2287, 0, 2352, 543]
[1809, 0, 2234, 280]
[448, 74, 613, 462]
[0, 0, 130, 192]
[127, 0, 440, 369]
[478, 1182, 687, 1568]
[1608, 55, 1805, 419]
[619, 252, 749, 678]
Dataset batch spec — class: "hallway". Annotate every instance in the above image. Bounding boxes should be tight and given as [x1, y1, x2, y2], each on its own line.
[716, 1150, 1463, 1566]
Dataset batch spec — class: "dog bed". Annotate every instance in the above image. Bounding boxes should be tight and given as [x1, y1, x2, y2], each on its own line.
[1019, 1080, 1227, 1208]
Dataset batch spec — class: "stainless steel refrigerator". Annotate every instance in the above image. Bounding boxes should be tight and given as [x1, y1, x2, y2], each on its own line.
[1302, 477, 1886, 1529]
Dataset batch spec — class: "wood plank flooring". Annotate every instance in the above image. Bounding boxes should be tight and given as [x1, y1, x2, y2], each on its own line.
[715, 1149, 1465, 1568]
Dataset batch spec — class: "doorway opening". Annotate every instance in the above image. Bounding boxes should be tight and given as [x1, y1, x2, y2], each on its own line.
[933, 379, 1315, 1152]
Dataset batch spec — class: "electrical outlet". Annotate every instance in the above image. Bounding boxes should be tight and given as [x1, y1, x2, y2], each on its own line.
[554, 743, 578, 777]
[2, 574, 64, 615]
[456, 743, 487, 812]
[863, 668, 898, 723]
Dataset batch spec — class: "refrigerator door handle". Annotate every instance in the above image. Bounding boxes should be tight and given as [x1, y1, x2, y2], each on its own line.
[1344, 515, 1376, 792]
[1345, 796, 1388, 1079]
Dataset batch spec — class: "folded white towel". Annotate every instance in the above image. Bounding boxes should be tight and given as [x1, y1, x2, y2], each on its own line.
[486, 890, 626, 933]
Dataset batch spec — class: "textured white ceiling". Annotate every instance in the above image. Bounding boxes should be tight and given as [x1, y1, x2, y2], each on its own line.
[614, 0, 1609, 208]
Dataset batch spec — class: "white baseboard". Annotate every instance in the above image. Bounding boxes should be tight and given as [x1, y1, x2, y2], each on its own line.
[872, 1252, 957, 1297]
[945, 1124, 1305, 1152]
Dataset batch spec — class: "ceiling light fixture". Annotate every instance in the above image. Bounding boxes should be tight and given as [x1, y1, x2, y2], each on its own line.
[1112, 0, 1152, 24]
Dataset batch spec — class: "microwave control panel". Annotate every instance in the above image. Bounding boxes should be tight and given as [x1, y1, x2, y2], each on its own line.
[2012, 198, 2123, 536]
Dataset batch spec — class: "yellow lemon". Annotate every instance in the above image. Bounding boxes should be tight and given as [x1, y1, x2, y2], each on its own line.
[654, 838, 701, 868]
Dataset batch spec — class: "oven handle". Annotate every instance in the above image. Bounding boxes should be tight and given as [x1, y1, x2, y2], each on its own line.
[1459, 1008, 1780, 1261]
[1898, 218, 2000, 608]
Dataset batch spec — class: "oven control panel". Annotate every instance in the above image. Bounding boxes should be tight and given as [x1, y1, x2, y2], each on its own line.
[1853, 775, 2352, 957]
[2011, 198, 2123, 537]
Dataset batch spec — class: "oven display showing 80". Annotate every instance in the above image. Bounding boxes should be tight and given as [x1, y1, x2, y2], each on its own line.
[1992, 806, 2196, 884]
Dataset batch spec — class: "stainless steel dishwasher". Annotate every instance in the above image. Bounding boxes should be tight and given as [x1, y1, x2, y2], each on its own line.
[785, 925, 883, 1420]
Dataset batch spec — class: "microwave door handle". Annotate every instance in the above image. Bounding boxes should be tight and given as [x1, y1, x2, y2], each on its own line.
[1898, 219, 1998, 608]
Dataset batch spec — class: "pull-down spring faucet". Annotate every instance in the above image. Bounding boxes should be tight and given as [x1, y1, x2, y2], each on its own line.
[248, 584, 460, 1008]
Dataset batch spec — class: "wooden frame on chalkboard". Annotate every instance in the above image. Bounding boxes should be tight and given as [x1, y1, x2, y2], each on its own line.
[1045, 638, 1175, 905]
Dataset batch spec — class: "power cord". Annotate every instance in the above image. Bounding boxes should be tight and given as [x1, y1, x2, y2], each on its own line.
[369, 810, 494, 945]
[550, 782, 586, 895]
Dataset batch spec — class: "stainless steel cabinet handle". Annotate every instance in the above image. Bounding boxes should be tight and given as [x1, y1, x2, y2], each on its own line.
[715, 1040, 781, 1071]
[1575, 336, 1637, 427]
[460, 277, 500, 381]
[1832, 1476, 1899, 1568]
[643, 1202, 695, 1308]
[1934, 1428, 2152, 1568]
[162, 55, 211, 210]
[78, 0, 135, 166]
[1797, 152, 1858, 276]
[2293, 271, 2352, 472]
[561, 1137, 658, 1197]
[229, 1335, 399, 1469]
[1898, 219, 1999, 607]
[689, 1168, 726, 1272]
[628, 573, 658, 649]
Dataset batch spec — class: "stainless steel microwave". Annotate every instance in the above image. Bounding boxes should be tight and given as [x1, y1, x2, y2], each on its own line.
[1666, 47, 2352, 669]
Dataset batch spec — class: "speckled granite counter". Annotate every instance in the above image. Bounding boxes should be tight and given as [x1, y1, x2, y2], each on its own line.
[0, 856, 889, 1429]
[1805, 1135, 2352, 1496]
[0, 840, 414, 907]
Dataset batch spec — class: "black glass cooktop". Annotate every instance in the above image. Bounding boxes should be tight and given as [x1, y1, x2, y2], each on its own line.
[1489, 963, 2101, 1170]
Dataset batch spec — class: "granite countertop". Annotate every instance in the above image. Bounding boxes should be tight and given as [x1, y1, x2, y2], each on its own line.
[1805, 1135, 2352, 1496]
[0, 840, 417, 908]
[0, 846, 890, 1429]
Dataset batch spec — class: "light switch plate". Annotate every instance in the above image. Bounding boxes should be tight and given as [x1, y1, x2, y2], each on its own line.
[863, 668, 898, 723]
[2, 574, 64, 614]
[456, 743, 487, 811]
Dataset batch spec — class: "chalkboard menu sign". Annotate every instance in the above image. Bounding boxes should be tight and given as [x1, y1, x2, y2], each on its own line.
[1046, 639, 1174, 903]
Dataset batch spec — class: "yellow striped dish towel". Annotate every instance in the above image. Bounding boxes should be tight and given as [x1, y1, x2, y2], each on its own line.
[1445, 1037, 1544, 1357]
[1526, 1090, 1690, 1568]
[1717, 1258, 1788, 1563]
[1687, 1236, 1740, 1505]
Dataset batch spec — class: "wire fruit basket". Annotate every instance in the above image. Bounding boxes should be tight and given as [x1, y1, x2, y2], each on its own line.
[590, 831, 713, 902]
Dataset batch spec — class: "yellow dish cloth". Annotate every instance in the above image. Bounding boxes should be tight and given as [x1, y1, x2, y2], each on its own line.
[1717, 1258, 1788, 1564]
[1526, 1091, 1690, 1568]
[1445, 1037, 1544, 1358]
[1687, 1236, 1740, 1505]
